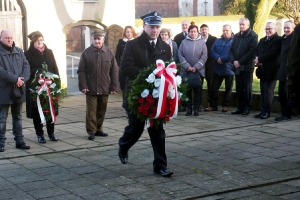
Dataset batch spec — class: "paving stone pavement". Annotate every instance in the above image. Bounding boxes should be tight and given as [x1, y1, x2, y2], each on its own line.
[1, 76, 300, 200]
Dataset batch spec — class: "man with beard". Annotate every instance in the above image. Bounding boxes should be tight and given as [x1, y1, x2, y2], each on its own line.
[118, 11, 173, 177]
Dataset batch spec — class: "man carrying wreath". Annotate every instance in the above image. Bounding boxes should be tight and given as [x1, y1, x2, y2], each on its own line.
[118, 11, 173, 177]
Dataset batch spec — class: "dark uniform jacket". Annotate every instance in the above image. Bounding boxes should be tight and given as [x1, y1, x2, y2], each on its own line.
[229, 28, 258, 73]
[204, 34, 217, 79]
[286, 24, 300, 94]
[0, 42, 30, 104]
[277, 33, 293, 81]
[120, 31, 172, 107]
[255, 33, 281, 80]
[78, 44, 119, 95]
[24, 44, 59, 118]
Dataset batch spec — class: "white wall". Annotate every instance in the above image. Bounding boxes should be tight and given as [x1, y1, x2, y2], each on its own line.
[197, 0, 214, 16]
[178, 0, 193, 17]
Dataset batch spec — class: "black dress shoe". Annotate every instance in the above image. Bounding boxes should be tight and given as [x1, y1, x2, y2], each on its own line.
[242, 110, 250, 115]
[37, 136, 46, 143]
[0, 146, 4, 152]
[260, 112, 270, 119]
[185, 109, 192, 116]
[194, 110, 199, 116]
[88, 134, 95, 140]
[118, 149, 128, 164]
[48, 134, 58, 141]
[16, 142, 30, 150]
[254, 112, 262, 118]
[231, 110, 242, 114]
[95, 132, 108, 137]
[154, 169, 173, 177]
[275, 115, 290, 121]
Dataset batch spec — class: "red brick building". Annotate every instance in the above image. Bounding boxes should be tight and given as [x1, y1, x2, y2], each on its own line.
[135, 0, 179, 18]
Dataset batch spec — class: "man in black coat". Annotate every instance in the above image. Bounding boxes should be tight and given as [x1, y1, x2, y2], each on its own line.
[174, 20, 190, 49]
[286, 23, 300, 118]
[200, 24, 217, 110]
[275, 21, 295, 121]
[229, 18, 258, 115]
[253, 22, 281, 119]
[118, 11, 173, 177]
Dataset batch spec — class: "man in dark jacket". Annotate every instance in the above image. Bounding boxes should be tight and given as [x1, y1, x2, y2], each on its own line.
[286, 23, 300, 118]
[200, 24, 217, 110]
[118, 11, 173, 177]
[229, 18, 258, 115]
[253, 22, 281, 119]
[0, 30, 30, 152]
[78, 29, 119, 140]
[275, 21, 295, 121]
[174, 20, 190, 49]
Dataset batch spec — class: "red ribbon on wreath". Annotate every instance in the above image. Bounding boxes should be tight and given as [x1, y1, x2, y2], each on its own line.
[36, 75, 56, 123]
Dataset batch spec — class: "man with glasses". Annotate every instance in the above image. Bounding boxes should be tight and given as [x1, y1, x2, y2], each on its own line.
[118, 11, 173, 177]
[253, 22, 281, 119]
[229, 18, 258, 116]
[78, 29, 119, 140]
[0, 30, 30, 152]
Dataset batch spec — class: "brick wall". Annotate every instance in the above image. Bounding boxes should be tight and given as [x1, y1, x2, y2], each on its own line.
[135, 0, 179, 18]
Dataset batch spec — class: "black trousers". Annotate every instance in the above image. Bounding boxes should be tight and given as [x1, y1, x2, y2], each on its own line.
[186, 86, 201, 110]
[205, 77, 213, 106]
[278, 80, 289, 115]
[235, 72, 253, 111]
[119, 112, 167, 171]
[259, 79, 277, 113]
[32, 104, 55, 136]
[210, 74, 234, 108]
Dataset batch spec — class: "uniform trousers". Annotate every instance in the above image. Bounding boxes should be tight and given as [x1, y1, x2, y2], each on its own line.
[119, 112, 167, 171]
[259, 79, 277, 114]
[86, 94, 108, 134]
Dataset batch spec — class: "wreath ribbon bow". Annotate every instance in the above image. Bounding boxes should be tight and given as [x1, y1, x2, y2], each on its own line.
[37, 76, 56, 123]
[152, 59, 178, 120]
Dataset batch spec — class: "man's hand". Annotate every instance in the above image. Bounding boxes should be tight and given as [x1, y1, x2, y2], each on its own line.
[81, 89, 89, 94]
[16, 77, 24, 87]
[217, 57, 223, 64]
[233, 61, 240, 68]
[110, 91, 117, 94]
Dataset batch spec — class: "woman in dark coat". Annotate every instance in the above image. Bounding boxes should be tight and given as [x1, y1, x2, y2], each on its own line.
[115, 26, 137, 116]
[25, 31, 59, 143]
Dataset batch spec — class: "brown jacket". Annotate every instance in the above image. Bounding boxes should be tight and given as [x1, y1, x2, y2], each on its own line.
[78, 44, 119, 95]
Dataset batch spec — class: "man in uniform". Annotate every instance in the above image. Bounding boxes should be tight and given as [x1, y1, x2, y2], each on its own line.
[118, 11, 173, 177]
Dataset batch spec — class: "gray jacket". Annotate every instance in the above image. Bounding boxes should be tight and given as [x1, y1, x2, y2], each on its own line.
[0, 42, 30, 104]
[178, 34, 207, 77]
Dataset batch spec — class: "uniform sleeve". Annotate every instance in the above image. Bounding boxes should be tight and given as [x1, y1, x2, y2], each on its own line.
[120, 41, 140, 78]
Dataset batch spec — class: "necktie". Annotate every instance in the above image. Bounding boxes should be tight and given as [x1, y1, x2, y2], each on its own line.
[151, 41, 155, 50]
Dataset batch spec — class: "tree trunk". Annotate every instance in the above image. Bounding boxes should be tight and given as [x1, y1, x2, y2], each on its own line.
[246, 0, 278, 38]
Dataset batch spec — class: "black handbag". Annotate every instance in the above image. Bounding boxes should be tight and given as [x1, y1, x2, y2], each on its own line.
[11, 85, 24, 102]
[255, 66, 265, 79]
[185, 72, 202, 88]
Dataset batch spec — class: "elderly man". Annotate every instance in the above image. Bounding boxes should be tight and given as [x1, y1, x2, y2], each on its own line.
[205, 24, 235, 112]
[275, 21, 295, 121]
[286, 23, 300, 119]
[229, 18, 258, 115]
[0, 30, 30, 152]
[254, 22, 281, 119]
[78, 29, 119, 140]
[118, 11, 173, 177]
[174, 20, 190, 48]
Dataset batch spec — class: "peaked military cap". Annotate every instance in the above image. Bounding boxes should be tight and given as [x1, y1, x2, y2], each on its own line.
[91, 29, 106, 37]
[27, 31, 43, 40]
[140, 11, 162, 26]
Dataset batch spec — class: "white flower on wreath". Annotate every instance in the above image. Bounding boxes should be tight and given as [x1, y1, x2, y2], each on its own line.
[52, 74, 59, 79]
[154, 78, 161, 87]
[152, 88, 159, 98]
[145, 73, 155, 83]
[141, 89, 150, 98]
[178, 92, 183, 99]
[175, 75, 182, 86]
[50, 83, 56, 89]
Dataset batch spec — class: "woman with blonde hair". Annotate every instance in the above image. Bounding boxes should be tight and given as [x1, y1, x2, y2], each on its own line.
[160, 28, 179, 63]
[115, 26, 137, 116]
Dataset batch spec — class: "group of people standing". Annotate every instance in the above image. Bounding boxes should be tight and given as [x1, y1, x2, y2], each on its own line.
[1, 12, 299, 178]
[0, 30, 59, 152]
